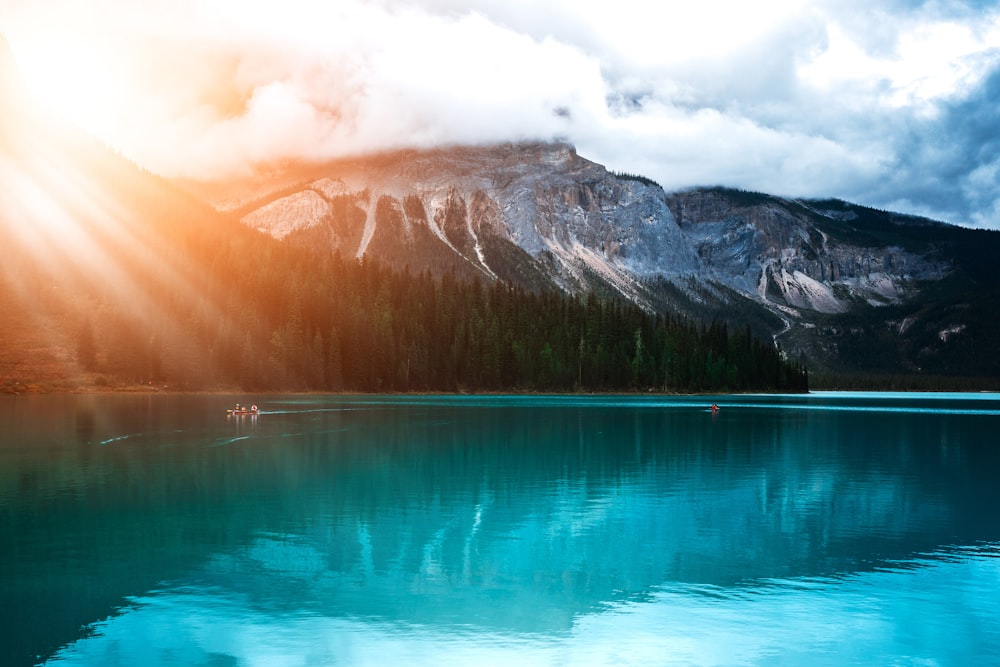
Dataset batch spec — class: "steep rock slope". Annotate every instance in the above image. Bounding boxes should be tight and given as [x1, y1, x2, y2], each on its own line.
[227, 143, 706, 301]
[199, 142, 998, 383]
[670, 190, 946, 314]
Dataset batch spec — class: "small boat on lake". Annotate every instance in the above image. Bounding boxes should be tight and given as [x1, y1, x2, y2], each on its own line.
[227, 404, 259, 415]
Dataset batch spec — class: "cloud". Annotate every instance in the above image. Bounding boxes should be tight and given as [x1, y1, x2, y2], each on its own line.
[878, 63, 1000, 227]
[3, 0, 1000, 228]
[3, 0, 604, 178]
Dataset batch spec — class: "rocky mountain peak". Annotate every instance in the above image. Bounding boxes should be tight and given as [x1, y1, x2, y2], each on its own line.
[196, 141, 997, 379]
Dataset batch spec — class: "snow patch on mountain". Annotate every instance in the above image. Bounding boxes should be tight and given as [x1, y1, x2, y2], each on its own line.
[939, 324, 966, 342]
[310, 178, 350, 200]
[241, 191, 330, 240]
[572, 242, 647, 304]
[356, 197, 376, 258]
[852, 273, 904, 305]
[229, 142, 951, 342]
[771, 267, 847, 314]
[426, 191, 460, 249]
[464, 202, 497, 280]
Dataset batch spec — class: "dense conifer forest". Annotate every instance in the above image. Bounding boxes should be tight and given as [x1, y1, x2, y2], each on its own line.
[227, 253, 808, 393]
[68, 227, 808, 393]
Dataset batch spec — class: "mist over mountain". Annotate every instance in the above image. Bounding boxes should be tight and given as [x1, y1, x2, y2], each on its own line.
[2, 40, 805, 393]
[3, 29, 997, 390]
[197, 142, 1000, 386]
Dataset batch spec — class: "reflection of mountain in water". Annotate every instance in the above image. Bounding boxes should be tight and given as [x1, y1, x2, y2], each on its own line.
[3, 395, 1000, 663]
[189, 402, 992, 633]
[48, 541, 1000, 665]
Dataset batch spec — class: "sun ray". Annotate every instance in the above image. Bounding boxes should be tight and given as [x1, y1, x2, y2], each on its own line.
[1, 101, 255, 387]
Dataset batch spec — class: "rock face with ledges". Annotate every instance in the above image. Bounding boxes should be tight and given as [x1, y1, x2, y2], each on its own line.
[668, 190, 946, 315]
[202, 141, 998, 377]
[233, 142, 943, 315]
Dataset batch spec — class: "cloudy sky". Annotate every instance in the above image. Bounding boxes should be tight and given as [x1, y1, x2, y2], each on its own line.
[3, 0, 1000, 228]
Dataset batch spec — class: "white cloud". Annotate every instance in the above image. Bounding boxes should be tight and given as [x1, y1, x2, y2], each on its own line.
[3, 0, 1000, 227]
[800, 16, 1000, 114]
[576, 100, 890, 198]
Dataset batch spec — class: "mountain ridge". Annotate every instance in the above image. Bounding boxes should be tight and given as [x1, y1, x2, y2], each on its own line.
[1, 51, 806, 394]
[3, 30, 995, 388]
[193, 141, 999, 384]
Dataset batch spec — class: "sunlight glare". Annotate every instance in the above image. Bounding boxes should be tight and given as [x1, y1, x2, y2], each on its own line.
[7, 25, 127, 147]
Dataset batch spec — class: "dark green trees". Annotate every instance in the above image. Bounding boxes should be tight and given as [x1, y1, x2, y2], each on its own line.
[69, 217, 806, 393]
[226, 252, 807, 393]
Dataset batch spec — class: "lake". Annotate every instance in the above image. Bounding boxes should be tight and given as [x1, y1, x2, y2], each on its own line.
[2, 392, 999, 666]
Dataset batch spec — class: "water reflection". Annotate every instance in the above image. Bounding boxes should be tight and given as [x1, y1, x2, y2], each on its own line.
[1, 394, 999, 665]
[46, 544, 1000, 666]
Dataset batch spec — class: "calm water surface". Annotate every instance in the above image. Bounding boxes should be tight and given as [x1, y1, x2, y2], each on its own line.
[1, 392, 999, 666]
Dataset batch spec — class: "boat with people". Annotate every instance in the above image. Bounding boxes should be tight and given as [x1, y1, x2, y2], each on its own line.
[227, 403, 260, 415]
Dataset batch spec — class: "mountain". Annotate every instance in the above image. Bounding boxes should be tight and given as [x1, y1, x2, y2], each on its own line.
[3, 31, 992, 390]
[189, 142, 1000, 386]
[2, 41, 805, 394]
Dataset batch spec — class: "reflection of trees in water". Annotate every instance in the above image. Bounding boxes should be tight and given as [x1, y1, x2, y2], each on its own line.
[3, 397, 999, 642]
[206, 405, 981, 630]
[135, 402, 987, 634]
[75, 406, 96, 444]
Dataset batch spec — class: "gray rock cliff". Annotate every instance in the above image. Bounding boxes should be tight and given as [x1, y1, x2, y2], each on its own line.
[190, 141, 993, 379]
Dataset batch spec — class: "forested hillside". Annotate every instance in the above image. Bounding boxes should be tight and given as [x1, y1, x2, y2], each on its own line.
[193, 248, 808, 393]
[0, 38, 806, 395]
[0, 110, 805, 394]
[6, 220, 807, 393]
[207, 144, 1000, 389]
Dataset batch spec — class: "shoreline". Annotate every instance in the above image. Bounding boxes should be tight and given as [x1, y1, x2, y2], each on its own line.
[4, 384, 996, 398]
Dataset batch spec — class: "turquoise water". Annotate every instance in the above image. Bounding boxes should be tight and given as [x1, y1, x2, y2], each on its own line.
[1, 392, 999, 666]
